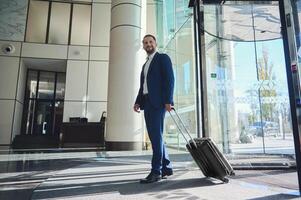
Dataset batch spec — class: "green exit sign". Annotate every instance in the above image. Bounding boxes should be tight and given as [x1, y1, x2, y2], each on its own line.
[211, 73, 217, 78]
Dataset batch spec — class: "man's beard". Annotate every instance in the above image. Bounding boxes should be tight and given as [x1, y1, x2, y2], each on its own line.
[146, 47, 155, 54]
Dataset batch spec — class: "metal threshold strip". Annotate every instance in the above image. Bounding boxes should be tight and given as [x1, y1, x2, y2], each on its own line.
[232, 161, 296, 170]
[189, 0, 279, 7]
[228, 154, 296, 170]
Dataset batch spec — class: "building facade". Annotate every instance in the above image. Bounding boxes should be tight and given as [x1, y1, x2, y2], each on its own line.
[0, 0, 198, 150]
[0, 0, 132, 146]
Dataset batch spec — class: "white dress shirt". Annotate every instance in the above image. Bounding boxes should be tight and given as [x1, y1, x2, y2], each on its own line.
[143, 51, 156, 94]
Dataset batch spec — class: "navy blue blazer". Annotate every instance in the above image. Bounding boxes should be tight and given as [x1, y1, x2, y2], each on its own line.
[135, 52, 175, 109]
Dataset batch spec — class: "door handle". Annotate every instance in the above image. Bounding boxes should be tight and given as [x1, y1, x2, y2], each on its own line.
[42, 122, 47, 134]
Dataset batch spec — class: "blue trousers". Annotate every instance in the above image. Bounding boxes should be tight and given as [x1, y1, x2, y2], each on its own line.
[144, 97, 172, 174]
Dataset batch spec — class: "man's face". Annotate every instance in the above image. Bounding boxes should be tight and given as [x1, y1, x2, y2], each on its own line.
[143, 36, 157, 55]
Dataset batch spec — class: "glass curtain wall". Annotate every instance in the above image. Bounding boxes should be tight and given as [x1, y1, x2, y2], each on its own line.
[155, 0, 295, 155]
[155, 0, 197, 149]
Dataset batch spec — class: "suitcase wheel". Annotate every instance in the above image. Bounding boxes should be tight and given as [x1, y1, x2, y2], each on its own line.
[222, 178, 229, 183]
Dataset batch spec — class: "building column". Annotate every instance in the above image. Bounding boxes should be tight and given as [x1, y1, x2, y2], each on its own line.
[106, 0, 146, 150]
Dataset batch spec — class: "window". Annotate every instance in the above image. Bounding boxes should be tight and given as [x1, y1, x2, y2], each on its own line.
[71, 4, 91, 45]
[25, 0, 91, 45]
[25, 1, 49, 43]
[48, 2, 71, 45]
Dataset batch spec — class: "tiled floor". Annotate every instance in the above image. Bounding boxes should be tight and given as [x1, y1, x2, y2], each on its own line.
[0, 149, 300, 200]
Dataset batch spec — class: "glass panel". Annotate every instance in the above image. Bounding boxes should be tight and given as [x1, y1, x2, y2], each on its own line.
[53, 101, 64, 137]
[204, 6, 237, 152]
[159, 0, 197, 149]
[163, 0, 175, 44]
[164, 39, 179, 148]
[296, 1, 301, 54]
[175, 0, 191, 30]
[34, 101, 53, 135]
[24, 100, 36, 135]
[26, 70, 38, 99]
[22, 70, 66, 137]
[70, 4, 91, 45]
[286, 0, 301, 189]
[48, 2, 71, 45]
[38, 71, 55, 99]
[26, 0, 49, 43]
[55, 73, 66, 100]
[254, 40, 293, 154]
[204, 2, 281, 42]
[293, 1, 301, 87]
[203, 1, 294, 155]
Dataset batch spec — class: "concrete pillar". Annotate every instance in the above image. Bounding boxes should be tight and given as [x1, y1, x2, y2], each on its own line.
[106, 0, 146, 150]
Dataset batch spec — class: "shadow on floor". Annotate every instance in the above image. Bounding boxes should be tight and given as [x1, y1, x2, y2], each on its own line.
[0, 159, 88, 173]
[0, 188, 35, 200]
[32, 177, 219, 199]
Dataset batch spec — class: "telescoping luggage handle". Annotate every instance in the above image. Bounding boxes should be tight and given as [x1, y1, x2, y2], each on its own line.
[168, 108, 197, 149]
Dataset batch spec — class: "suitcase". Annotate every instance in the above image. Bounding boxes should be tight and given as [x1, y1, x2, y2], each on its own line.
[169, 108, 235, 183]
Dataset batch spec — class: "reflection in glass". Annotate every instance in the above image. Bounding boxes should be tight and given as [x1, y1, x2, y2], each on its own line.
[158, 0, 197, 149]
[54, 101, 64, 137]
[24, 100, 36, 135]
[26, 70, 38, 99]
[71, 4, 91, 45]
[48, 2, 71, 44]
[38, 72, 55, 99]
[34, 101, 53, 135]
[22, 69, 66, 136]
[175, 0, 191, 30]
[159, 0, 294, 154]
[203, 2, 294, 155]
[288, 0, 301, 158]
[294, 0, 301, 87]
[163, 0, 175, 45]
[56, 73, 66, 100]
[26, 0, 49, 43]
[204, 3, 281, 42]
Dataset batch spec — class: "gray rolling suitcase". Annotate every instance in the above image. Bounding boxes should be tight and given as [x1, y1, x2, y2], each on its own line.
[169, 108, 235, 183]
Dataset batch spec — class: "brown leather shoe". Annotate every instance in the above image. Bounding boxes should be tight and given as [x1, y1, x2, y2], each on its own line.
[140, 172, 161, 184]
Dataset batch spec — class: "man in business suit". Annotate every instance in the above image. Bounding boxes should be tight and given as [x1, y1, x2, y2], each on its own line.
[134, 34, 175, 184]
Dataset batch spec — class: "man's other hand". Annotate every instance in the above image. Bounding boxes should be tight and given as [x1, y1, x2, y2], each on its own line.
[134, 104, 140, 113]
[165, 104, 173, 112]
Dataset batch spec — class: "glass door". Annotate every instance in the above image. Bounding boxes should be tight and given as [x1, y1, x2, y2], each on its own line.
[21, 70, 66, 137]
[189, 0, 301, 194]
[279, 0, 301, 193]
[34, 100, 53, 135]
[198, 0, 295, 155]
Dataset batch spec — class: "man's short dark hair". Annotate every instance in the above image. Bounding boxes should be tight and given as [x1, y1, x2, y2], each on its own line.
[143, 34, 156, 42]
